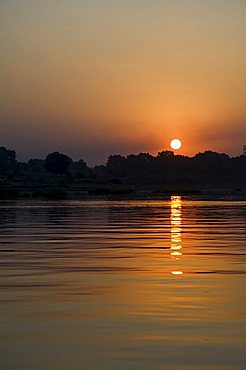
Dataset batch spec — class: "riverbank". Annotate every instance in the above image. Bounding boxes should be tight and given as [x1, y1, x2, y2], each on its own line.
[0, 184, 245, 201]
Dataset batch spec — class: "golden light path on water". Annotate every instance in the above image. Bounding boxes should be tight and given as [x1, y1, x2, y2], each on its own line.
[170, 196, 183, 276]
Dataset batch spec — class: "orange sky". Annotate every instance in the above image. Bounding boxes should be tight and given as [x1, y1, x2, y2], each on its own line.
[0, 0, 245, 164]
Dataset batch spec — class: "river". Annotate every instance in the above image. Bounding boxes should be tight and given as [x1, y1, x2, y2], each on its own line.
[0, 198, 245, 369]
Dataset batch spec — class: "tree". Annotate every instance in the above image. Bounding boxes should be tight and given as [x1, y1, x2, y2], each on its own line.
[0, 146, 17, 176]
[157, 150, 174, 159]
[106, 155, 127, 176]
[71, 159, 90, 178]
[45, 152, 72, 175]
[28, 159, 45, 173]
[194, 151, 229, 160]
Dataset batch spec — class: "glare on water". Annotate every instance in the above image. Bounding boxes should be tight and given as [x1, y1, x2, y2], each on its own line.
[170, 196, 183, 273]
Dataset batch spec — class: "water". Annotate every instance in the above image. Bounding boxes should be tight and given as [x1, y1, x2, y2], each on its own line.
[0, 198, 245, 370]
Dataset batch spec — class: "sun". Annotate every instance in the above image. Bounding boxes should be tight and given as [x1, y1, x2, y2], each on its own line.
[170, 138, 182, 150]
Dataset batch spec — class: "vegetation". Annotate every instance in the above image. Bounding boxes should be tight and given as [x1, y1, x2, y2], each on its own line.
[0, 146, 245, 198]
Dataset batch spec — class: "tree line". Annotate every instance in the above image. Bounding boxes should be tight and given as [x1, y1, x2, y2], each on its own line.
[0, 146, 246, 193]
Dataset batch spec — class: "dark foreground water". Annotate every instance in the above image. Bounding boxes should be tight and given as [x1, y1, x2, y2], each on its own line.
[0, 198, 245, 370]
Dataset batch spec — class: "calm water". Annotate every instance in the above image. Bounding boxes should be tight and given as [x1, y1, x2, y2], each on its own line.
[0, 198, 245, 370]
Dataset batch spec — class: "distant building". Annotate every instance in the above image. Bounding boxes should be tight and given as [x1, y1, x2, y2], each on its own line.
[243, 145, 246, 156]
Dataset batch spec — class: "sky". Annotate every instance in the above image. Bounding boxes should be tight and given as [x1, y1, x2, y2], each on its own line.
[0, 0, 246, 165]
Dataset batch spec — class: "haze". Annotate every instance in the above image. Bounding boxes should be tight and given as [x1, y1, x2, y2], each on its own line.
[1, 0, 245, 165]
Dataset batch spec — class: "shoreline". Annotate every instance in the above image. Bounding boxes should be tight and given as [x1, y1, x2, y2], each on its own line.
[0, 186, 245, 201]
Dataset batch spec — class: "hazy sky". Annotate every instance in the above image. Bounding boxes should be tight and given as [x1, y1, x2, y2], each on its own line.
[1, 0, 245, 164]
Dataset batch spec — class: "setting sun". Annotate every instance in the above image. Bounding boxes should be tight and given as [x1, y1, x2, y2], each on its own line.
[170, 139, 182, 150]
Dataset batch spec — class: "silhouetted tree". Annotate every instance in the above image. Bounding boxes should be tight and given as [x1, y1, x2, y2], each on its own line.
[107, 155, 127, 176]
[194, 151, 229, 160]
[71, 159, 91, 178]
[45, 152, 72, 175]
[157, 150, 174, 159]
[0, 146, 17, 176]
[28, 159, 45, 173]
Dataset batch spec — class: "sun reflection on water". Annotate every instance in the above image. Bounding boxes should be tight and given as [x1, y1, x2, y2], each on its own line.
[170, 196, 183, 276]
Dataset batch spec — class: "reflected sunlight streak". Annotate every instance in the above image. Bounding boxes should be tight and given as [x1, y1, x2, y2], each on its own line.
[170, 196, 183, 275]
